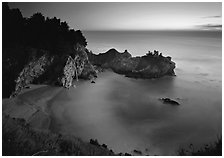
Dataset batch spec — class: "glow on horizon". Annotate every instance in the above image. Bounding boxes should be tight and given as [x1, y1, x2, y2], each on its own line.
[9, 2, 222, 31]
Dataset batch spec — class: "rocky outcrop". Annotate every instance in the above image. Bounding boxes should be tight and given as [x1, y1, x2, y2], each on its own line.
[59, 44, 97, 88]
[11, 44, 97, 96]
[88, 49, 176, 79]
[60, 56, 76, 88]
[11, 54, 54, 97]
[125, 54, 175, 78]
[159, 98, 180, 105]
[11, 47, 175, 97]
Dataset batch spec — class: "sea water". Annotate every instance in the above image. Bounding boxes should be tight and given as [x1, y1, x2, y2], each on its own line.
[49, 31, 222, 155]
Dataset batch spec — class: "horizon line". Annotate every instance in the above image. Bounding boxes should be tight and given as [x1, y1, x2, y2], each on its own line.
[82, 29, 222, 32]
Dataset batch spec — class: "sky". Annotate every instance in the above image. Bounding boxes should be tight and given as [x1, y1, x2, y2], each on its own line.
[9, 2, 222, 31]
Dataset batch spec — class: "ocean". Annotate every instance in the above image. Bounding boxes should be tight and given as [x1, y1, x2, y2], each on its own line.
[84, 30, 222, 82]
[49, 30, 222, 155]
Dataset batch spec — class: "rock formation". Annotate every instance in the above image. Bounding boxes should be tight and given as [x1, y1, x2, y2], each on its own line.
[11, 54, 54, 97]
[159, 98, 180, 105]
[11, 47, 176, 97]
[11, 44, 97, 97]
[60, 44, 97, 88]
[88, 48, 176, 79]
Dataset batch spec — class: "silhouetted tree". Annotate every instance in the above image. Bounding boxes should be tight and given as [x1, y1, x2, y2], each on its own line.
[2, 3, 88, 97]
[3, 3, 87, 55]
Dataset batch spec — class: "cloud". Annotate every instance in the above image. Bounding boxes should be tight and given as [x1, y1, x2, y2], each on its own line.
[196, 24, 222, 30]
[202, 15, 222, 18]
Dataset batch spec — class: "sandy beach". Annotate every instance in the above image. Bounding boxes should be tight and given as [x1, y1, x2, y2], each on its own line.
[3, 85, 63, 130]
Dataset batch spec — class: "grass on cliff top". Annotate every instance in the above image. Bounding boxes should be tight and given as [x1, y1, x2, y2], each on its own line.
[177, 136, 222, 156]
[2, 114, 115, 156]
[3, 114, 221, 156]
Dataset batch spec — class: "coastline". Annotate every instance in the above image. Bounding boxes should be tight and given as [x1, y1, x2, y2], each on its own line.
[2, 2, 221, 156]
[2, 82, 116, 156]
[2, 69, 222, 155]
[3, 84, 63, 130]
[44, 69, 221, 155]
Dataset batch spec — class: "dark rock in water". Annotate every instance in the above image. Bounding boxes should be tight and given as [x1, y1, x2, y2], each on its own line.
[118, 152, 123, 156]
[133, 149, 142, 155]
[88, 48, 176, 79]
[91, 80, 95, 83]
[160, 97, 180, 105]
[125, 153, 132, 156]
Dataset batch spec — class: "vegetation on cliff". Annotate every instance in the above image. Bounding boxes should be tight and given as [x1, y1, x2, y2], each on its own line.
[177, 136, 222, 156]
[2, 114, 115, 156]
[3, 3, 87, 52]
[2, 3, 93, 98]
[9, 44, 97, 97]
[88, 48, 176, 78]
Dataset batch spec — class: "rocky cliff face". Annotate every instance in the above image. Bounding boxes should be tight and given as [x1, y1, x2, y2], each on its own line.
[126, 53, 175, 78]
[88, 49, 176, 79]
[59, 45, 97, 88]
[11, 47, 175, 97]
[11, 54, 54, 97]
[60, 56, 76, 88]
[11, 44, 97, 97]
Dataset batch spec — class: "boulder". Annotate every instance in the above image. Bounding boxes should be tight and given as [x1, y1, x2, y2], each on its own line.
[133, 149, 142, 155]
[125, 153, 132, 156]
[91, 80, 95, 83]
[160, 98, 180, 105]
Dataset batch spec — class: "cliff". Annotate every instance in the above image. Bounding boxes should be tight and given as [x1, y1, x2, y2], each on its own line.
[11, 44, 97, 97]
[88, 48, 176, 79]
[2, 2, 88, 98]
[10, 47, 176, 97]
[2, 3, 178, 156]
[3, 3, 176, 98]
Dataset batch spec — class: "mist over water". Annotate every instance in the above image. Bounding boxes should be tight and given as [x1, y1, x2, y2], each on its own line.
[84, 30, 221, 88]
[49, 31, 221, 155]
